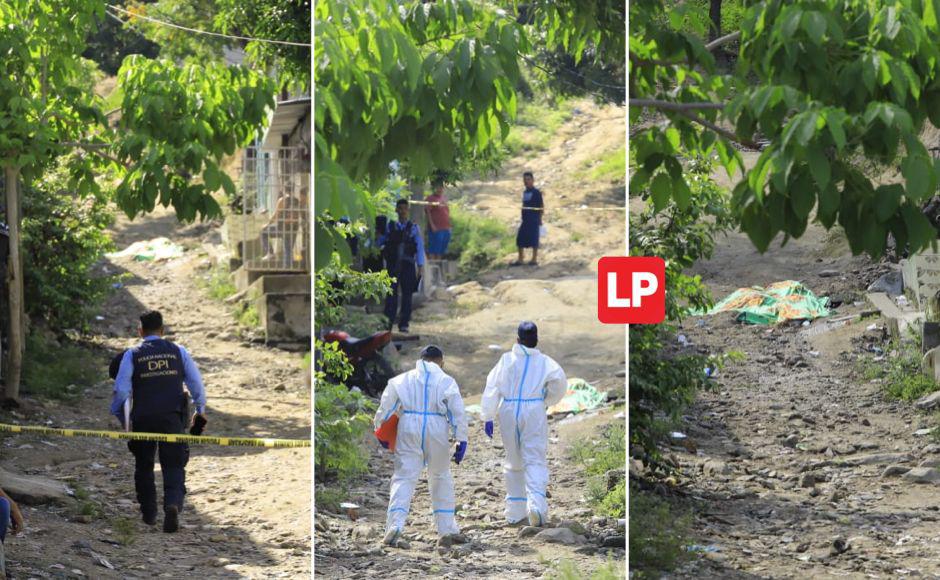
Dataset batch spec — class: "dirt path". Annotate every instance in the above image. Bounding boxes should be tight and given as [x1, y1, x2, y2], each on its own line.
[314, 99, 627, 578]
[650, 216, 940, 578]
[1, 207, 310, 578]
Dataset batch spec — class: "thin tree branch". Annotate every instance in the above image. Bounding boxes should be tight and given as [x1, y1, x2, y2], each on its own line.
[629, 98, 724, 111]
[705, 31, 741, 52]
[675, 109, 760, 150]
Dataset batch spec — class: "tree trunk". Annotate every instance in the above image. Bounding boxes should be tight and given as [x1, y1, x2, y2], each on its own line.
[4, 166, 22, 402]
[709, 0, 722, 41]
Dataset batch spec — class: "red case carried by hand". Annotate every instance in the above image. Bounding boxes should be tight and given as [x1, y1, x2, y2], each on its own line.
[374, 414, 399, 452]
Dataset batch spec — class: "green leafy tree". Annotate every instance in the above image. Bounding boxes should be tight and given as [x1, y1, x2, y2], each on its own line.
[629, 156, 734, 467]
[127, 0, 228, 65]
[630, 0, 940, 259]
[23, 158, 115, 331]
[0, 0, 276, 400]
[314, 255, 391, 481]
[216, 0, 311, 91]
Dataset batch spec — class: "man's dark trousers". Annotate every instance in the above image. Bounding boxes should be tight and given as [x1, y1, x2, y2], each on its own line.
[384, 264, 417, 329]
[128, 413, 189, 517]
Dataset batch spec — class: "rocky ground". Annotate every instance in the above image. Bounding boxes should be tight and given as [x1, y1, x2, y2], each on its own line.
[0, 207, 310, 578]
[314, 98, 628, 578]
[641, 212, 940, 578]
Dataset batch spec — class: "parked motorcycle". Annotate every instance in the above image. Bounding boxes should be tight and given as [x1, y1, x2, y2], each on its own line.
[319, 329, 396, 398]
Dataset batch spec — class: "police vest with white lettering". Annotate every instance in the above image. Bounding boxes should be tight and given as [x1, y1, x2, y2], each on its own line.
[130, 339, 185, 420]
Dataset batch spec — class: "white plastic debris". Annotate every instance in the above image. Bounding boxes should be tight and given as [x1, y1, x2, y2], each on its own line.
[488, 344, 502, 352]
[669, 431, 687, 440]
[867, 324, 879, 331]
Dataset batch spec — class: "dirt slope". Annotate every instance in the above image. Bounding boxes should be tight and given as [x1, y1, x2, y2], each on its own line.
[314, 98, 627, 579]
[643, 202, 940, 577]
[1, 207, 310, 579]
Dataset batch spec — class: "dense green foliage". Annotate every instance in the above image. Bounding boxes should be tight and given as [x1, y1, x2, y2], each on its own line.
[216, 0, 311, 91]
[630, 0, 940, 259]
[22, 162, 115, 330]
[314, 256, 391, 481]
[570, 421, 626, 517]
[629, 157, 733, 467]
[83, 3, 160, 75]
[862, 338, 937, 401]
[23, 333, 102, 399]
[0, 0, 277, 221]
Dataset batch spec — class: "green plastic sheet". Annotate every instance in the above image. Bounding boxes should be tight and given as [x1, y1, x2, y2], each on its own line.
[547, 378, 607, 416]
[703, 280, 830, 325]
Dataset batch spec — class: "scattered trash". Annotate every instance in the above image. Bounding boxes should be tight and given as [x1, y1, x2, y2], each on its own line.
[704, 366, 716, 378]
[699, 281, 831, 325]
[669, 432, 687, 440]
[487, 344, 502, 352]
[867, 324, 880, 331]
[897, 295, 910, 308]
[106, 237, 184, 262]
[808, 351, 820, 358]
[678, 334, 689, 347]
[95, 315, 105, 321]
[696, 319, 706, 327]
[340, 502, 360, 520]
[687, 544, 720, 553]
[914, 428, 935, 437]
[111, 282, 123, 289]
[547, 379, 607, 416]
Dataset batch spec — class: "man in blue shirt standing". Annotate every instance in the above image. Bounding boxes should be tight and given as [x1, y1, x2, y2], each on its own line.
[378, 199, 426, 333]
[110, 310, 207, 533]
[513, 171, 543, 266]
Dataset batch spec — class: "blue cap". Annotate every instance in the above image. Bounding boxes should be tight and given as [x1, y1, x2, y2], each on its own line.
[517, 321, 538, 341]
[420, 345, 444, 359]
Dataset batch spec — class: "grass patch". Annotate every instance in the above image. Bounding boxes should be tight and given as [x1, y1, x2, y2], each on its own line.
[630, 484, 692, 577]
[861, 339, 936, 402]
[570, 422, 626, 517]
[578, 144, 626, 183]
[343, 308, 389, 337]
[70, 485, 103, 521]
[448, 204, 516, 279]
[548, 558, 624, 580]
[237, 303, 261, 329]
[502, 98, 574, 157]
[199, 262, 237, 301]
[23, 333, 102, 399]
[112, 516, 137, 546]
[316, 487, 345, 512]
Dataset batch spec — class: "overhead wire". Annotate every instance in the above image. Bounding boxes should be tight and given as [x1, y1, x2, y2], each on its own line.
[105, 4, 311, 48]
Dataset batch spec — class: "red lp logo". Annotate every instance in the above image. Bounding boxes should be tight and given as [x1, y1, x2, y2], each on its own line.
[597, 257, 666, 324]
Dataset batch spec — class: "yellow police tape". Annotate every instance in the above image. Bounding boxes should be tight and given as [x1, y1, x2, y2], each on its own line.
[0, 423, 310, 449]
[407, 199, 625, 212]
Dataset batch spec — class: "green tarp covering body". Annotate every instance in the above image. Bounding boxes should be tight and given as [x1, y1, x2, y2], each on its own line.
[704, 280, 830, 325]
[547, 378, 607, 416]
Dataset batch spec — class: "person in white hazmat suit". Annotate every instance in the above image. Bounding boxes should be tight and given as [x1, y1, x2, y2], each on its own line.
[481, 321, 567, 526]
[374, 345, 469, 547]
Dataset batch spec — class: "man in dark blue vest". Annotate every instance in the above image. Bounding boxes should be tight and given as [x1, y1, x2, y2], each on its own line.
[378, 199, 426, 333]
[110, 311, 207, 533]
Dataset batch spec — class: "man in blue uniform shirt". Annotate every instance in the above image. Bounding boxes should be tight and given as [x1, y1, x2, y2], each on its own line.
[110, 310, 207, 533]
[378, 199, 426, 333]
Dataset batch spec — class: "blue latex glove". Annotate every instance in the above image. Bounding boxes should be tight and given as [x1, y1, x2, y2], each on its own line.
[484, 421, 494, 439]
[453, 441, 467, 464]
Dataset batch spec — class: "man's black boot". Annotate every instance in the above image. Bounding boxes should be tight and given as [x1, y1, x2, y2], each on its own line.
[142, 509, 157, 526]
[163, 505, 179, 533]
